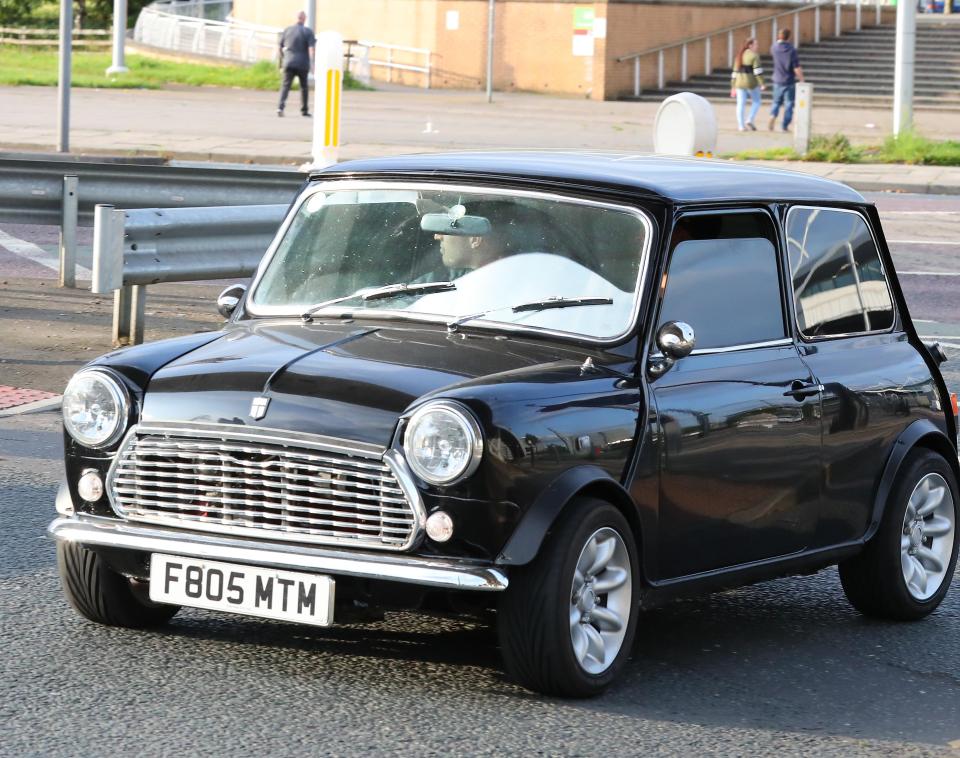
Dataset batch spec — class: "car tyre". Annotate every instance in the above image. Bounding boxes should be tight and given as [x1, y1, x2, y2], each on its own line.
[839, 448, 959, 621]
[498, 497, 640, 697]
[58, 542, 179, 628]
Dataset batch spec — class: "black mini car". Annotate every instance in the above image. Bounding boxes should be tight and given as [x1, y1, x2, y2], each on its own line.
[50, 153, 959, 697]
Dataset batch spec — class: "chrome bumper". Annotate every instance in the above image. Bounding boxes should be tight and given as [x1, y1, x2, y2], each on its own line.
[47, 516, 508, 592]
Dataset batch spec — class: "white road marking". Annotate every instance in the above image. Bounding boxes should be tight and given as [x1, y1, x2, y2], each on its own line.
[0, 228, 91, 278]
[899, 271, 960, 276]
[883, 211, 960, 216]
[888, 239, 960, 246]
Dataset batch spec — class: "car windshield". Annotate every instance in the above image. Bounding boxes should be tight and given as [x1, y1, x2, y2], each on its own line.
[249, 184, 651, 340]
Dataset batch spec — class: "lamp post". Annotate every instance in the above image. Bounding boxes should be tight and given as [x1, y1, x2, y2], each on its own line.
[893, 0, 916, 135]
[107, 0, 129, 75]
[485, 0, 495, 103]
[57, 0, 72, 152]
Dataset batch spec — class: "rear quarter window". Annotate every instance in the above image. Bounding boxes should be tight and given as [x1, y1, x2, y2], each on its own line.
[786, 207, 895, 338]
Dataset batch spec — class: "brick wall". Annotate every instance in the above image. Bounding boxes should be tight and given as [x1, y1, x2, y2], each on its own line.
[232, 0, 896, 100]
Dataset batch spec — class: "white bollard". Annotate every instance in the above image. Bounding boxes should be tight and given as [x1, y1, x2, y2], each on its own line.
[653, 93, 717, 158]
[308, 31, 344, 169]
[794, 82, 813, 155]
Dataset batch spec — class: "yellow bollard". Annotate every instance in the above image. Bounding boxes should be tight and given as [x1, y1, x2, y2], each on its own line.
[310, 31, 344, 169]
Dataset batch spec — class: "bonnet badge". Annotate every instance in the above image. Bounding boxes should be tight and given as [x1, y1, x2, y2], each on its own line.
[250, 396, 270, 420]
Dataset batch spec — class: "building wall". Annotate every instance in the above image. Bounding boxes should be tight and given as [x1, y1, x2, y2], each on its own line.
[231, 0, 895, 100]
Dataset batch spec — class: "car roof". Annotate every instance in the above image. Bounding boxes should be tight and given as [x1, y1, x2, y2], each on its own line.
[312, 151, 865, 205]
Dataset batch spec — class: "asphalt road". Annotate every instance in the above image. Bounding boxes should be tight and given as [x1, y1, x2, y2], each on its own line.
[1, 191, 958, 756]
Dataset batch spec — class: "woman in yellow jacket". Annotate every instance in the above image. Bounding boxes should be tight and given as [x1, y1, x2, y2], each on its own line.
[730, 38, 765, 131]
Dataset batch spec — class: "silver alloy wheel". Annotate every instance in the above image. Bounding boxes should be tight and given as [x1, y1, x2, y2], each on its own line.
[569, 527, 632, 675]
[900, 472, 956, 601]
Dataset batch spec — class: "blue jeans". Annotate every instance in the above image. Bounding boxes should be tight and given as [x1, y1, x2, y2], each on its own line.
[735, 87, 761, 129]
[770, 83, 796, 129]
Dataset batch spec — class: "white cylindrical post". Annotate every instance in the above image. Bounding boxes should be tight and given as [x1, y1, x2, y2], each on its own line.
[727, 30, 733, 68]
[57, 0, 72, 152]
[633, 58, 640, 97]
[306, 0, 316, 32]
[485, 0, 495, 103]
[658, 50, 664, 90]
[107, 0, 129, 74]
[835, 2, 842, 38]
[893, 0, 916, 136]
[855, 2, 862, 32]
[815, 7, 821, 44]
[794, 82, 813, 154]
[705, 36, 711, 76]
[794, 12, 800, 46]
[310, 31, 344, 169]
[681, 43, 687, 81]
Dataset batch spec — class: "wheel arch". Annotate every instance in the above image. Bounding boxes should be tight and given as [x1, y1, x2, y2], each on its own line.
[868, 419, 960, 543]
[495, 466, 646, 580]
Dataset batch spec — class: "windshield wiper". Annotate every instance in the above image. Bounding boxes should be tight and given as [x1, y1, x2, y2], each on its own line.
[301, 281, 456, 322]
[447, 295, 613, 332]
[510, 296, 614, 313]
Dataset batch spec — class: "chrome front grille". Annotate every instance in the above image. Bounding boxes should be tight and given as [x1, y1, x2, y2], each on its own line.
[107, 423, 421, 551]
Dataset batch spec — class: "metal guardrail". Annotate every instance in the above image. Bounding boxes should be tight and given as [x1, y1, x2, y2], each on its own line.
[0, 154, 303, 288]
[92, 204, 286, 344]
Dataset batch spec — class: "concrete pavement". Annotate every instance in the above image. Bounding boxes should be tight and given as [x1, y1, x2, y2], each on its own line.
[1, 85, 959, 193]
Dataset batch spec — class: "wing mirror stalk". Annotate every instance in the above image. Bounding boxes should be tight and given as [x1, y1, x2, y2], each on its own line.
[647, 321, 696, 379]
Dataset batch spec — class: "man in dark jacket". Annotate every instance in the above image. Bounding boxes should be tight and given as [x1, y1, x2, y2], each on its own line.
[768, 28, 805, 132]
[277, 11, 316, 117]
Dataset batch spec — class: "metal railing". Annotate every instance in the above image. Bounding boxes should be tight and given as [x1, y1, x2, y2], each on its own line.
[133, 5, 432, 86]
[150, 0, 232, 21]
[617, 0, 894, 96]
[0, 154, 303, 289]
[134, 6, 279, 63]
[92, 203, 286, 344]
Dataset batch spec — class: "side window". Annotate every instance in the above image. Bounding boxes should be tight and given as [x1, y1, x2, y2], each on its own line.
[786, 207, 895, 338]
[658, 212, 786, 351]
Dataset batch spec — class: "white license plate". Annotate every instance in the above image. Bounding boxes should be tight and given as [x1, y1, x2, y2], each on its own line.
[149, 554, 335, 627]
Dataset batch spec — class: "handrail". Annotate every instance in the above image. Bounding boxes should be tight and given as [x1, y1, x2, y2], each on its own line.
[618, 0, 835, 61]
[616, 0, 892, 96]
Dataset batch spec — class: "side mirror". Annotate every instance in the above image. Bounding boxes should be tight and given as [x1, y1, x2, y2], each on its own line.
[648, 321, 695, 379]
[217, 283, 247, 319]
[657, 321, 696, 359]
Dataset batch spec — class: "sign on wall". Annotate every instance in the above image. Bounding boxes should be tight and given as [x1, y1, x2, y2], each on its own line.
[446, 10, 459, 30]
[572, 6, 594, 57]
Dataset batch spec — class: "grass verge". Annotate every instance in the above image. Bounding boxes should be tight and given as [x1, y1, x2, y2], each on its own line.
[727, 132, 960, 166]
[0, 47, 370, 90]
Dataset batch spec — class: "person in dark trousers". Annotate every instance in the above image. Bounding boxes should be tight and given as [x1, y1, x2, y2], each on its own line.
[277, 10, 316, 117]
[768, 28, 804, 132]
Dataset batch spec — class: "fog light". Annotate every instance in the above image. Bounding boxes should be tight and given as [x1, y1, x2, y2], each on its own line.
[77, 471, 104, 502]
[425, 511, 454, 543]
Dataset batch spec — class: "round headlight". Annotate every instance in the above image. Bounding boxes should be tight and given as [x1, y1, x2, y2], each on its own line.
[62, 370, 129, 448]
[403, 401, 483, 486]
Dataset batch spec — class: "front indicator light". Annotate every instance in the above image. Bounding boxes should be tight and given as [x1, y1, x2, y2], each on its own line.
[426, 511, 454, 543]
[77, 470, 104, 502]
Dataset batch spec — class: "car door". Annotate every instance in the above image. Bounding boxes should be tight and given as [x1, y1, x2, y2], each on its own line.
[784, 205, 934, 548]
[648, 209, 823, 580]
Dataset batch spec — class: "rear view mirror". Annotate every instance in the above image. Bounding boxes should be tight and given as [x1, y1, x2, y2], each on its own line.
[420, 205, 491, 237]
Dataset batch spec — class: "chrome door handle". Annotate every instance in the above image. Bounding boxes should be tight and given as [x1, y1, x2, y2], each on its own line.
[784, 381, 824, 399]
